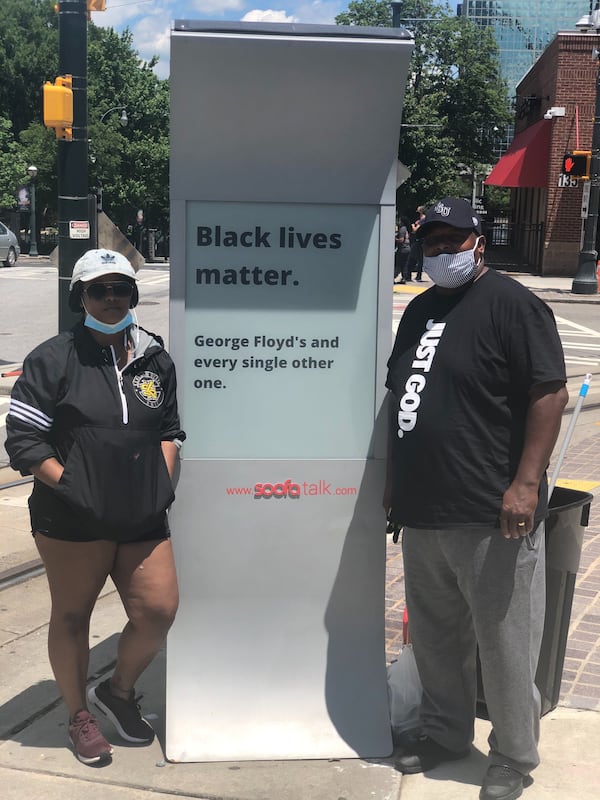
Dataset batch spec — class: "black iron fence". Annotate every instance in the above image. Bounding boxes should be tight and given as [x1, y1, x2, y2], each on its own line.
[482, 219, 544, 274]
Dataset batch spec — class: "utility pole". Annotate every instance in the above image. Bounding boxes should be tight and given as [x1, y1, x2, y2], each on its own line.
[572, 7, 600, 294]
[57, 0, 89, 330]
[571, 56, 600, 293]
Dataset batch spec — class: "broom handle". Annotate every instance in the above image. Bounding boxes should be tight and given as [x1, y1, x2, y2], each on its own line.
[548, 373, 592, 499]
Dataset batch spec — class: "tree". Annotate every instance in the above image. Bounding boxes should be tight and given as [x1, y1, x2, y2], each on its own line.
[336, 0, 392, 27]
[0, 0, 58, 138]
[86, 24, 170, 234]
[0, 13, 170, 241]
[18, 122, 59, 224]
[335, 1, 510, 215]
[0, 117, 28, 210]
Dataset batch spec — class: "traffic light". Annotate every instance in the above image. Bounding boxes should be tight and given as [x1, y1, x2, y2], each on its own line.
[43, 75, 73, 140]
[562, 151, 592, 180]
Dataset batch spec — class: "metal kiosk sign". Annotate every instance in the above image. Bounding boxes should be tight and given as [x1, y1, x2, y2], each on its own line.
[167, 21, 413, 762]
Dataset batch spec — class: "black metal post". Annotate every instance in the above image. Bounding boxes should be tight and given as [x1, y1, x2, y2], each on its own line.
[572, 49, 600, 294]
[28, 172, 39, 257]
[57, 0, 89, 330]
[391, 1, 402, 28]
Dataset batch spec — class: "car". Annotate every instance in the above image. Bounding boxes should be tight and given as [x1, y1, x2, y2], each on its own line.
[0, 222, 20, 266]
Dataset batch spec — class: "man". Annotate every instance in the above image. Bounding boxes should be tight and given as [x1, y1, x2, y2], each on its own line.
[385, 198, 568, 800]
[406, 205, 426, 281]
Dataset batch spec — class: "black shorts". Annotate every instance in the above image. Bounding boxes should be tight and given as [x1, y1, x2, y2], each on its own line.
[29, 485, 171, 544]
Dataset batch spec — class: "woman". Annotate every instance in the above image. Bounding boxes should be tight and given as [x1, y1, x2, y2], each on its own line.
[5, 249, 185, 765]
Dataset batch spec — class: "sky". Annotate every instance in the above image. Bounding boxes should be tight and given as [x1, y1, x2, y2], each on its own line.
[92, 1, 459, 79]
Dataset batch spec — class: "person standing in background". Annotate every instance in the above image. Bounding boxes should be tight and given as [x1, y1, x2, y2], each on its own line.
[394, 218, 412, 284]
[406, 205, 426, 281]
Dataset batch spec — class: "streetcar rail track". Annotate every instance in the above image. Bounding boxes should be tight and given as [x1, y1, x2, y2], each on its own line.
[0, 476, 44, 590]
[0, 558, 45, 591]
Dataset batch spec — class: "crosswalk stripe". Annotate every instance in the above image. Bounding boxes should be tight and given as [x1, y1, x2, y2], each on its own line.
[555, 316, 600, 336]
[566, 358, 600, 367]
[138, 275, 169, 286]
[562, 342, 600, 351]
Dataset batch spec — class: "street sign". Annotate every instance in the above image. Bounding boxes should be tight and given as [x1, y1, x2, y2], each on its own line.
[581, 181, 591, 219]
[68, 220, 90, 239]
[558, 173, 579, 188]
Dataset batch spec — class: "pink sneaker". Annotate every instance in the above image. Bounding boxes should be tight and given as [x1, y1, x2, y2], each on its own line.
[68, 709, 113, 764]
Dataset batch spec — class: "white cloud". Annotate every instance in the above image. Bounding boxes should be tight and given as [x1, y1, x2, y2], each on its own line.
[130, 14, 171, 77]
[291, 2, 342, 24]
[95, 1, 348, 77]
[242, 9, 296, 22]
[94, 0, 145, 29]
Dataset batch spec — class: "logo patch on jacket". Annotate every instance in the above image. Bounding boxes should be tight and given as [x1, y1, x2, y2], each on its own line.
[132, 371, 164, 409]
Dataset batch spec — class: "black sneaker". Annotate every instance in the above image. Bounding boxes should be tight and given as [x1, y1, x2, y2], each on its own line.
[88, 679, 155, 744]
[395, 733, 470, 774]
[480, 765, 530, 800]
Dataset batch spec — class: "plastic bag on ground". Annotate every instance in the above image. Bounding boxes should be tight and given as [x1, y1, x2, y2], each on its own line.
[387, 643, 422, 735]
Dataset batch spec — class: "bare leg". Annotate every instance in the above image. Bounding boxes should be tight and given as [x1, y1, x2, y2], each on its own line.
[109, 538, 179, 697]
[34, 533, 117, 719]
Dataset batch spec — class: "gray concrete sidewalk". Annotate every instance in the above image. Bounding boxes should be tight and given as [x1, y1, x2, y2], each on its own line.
[0, 562, 597, 800]
[0, 566, 598, 800]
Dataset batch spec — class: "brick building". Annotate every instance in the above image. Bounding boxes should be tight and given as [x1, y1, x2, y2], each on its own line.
[485, 32, 600, 276]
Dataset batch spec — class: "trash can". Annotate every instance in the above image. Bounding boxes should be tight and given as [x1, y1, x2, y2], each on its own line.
[476, 486, 593, 718]
[536, 486, 592, 715]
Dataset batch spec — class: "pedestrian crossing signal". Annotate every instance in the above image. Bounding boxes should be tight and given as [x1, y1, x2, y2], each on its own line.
[43, 75, 73, 141]
[563, 151, 591, 180]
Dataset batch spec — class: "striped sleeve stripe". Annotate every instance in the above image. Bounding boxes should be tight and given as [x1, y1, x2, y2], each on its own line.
[8, 399, 53, 431]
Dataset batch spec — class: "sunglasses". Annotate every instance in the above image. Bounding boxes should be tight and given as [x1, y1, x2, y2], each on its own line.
[84, 281, 134, 301]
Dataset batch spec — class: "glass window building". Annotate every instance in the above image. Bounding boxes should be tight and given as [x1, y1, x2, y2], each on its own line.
[458, 2, 591, 96]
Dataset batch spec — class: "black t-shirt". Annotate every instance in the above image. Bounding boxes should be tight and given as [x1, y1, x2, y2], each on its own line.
[385, 269, 567, 529]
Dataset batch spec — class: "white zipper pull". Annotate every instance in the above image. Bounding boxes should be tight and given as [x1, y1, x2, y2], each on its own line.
[110, 345, 129, 425]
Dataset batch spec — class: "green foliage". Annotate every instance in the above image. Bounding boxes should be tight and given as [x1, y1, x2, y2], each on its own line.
[0, 9, 169, 235]
[336, 0, 392, 26]
[19, 123, 58, 220]
[0, 0, 59, 137]
[484, 186, 511, 217]
[87, 25, 169, 232]
[336, 0, 511, 216]
[0, 117, 28, 209]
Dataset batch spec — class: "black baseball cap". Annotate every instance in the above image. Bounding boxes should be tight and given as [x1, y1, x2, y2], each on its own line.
[415, 197, 482, 239]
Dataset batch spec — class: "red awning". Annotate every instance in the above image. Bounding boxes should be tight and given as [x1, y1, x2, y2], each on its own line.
[484, 119, 551, 188]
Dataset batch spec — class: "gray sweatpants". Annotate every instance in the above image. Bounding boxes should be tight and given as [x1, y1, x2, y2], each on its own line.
[402, 523, 546, 775]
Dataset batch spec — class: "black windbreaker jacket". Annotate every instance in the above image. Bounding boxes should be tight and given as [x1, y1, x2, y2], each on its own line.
[5, 322, 185, 541]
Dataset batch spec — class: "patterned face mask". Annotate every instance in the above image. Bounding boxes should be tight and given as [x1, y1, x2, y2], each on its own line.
[422, 236, 483, 289]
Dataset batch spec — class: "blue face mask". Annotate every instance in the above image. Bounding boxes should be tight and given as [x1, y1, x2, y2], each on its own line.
[84, 309, 134, 334]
